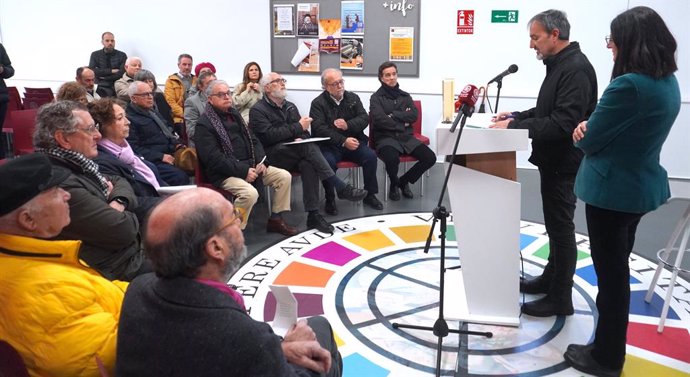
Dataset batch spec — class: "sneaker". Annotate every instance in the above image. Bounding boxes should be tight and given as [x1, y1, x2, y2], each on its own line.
[337, 184, 367, 201]
[399, 182, 414, 199]
[307, 213, 335, 233]
[363, 194, 383, 210]
[389, 186, 401, 201]
[325, 198, 338, 216]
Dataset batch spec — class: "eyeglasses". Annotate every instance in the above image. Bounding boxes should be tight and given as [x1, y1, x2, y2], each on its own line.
[210, 91, 232, 98]
[132, 92, 154, 97]
[76, 123, 100, 135]
[327, 79, 345, 88]
[269, 78, 287, 85]
[214, 208, 243, 235]
[605, 35, 613, 45]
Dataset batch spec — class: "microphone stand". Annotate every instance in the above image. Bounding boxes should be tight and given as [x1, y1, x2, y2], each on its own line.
[391, 111, 492, 377]
[493, 78, 504, 113]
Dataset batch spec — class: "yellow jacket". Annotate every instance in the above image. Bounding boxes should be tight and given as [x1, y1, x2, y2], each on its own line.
[164, 73, 197, 124]
[0, 234, 127, 377]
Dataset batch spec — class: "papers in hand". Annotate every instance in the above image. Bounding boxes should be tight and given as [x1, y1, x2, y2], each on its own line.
[269, 285, 298, 337]
[283, 137, 330, 145]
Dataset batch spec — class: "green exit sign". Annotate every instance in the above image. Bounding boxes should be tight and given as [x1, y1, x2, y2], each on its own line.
[492, 10, 519, 23]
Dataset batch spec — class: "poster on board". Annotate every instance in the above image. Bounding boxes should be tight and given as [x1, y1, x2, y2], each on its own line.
[274, 4, 295, 37]
[389, 27, 414, 62]
[341, 1, 364, 35]
[341, 37, 364, 70]
[297, 3, 319, 37]
[319, 19, 342, 54]
[295, 39, 320, 72]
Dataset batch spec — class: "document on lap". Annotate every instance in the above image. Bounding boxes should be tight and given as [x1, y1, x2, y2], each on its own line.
[283, 137, 330, 145]
[269, 285, 298, 337]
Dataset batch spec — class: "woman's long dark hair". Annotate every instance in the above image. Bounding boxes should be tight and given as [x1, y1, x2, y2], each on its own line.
[610, 6, 677, 80]
[237, 62, 262, 95]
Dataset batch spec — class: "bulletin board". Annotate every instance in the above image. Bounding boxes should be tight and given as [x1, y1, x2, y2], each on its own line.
[269, 0, 421, 77]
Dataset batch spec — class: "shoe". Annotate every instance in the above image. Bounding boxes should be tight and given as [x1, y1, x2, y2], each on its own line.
[520, 275, 550, 294]
[521, 295, 574, 317]
[564, 343, 622, 377]
[399, 182, 414, 199]
[389, 186, 401, 201]
[337, 184, 367, 201]
[266, 218, 299, 236]
[325, 199, 338, 216]
[363, 194, 383, 210]
[307, 213, 335, 233]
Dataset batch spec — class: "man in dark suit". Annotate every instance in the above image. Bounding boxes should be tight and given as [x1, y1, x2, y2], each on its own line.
[88, 32, 127, 98]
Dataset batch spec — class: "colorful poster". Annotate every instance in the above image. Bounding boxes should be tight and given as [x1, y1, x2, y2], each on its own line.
[340, 37, 364, 70]
[389, 27, 414, 62]
[297, 3, 319, 37]
[341, 1, 364, 35]
[296, 39, 320, 72]
[457, 10, 475, 34]
[273, 4, 295, 38]
[319, 19, 342, 54]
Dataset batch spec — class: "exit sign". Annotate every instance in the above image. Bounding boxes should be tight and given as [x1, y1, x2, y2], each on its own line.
[491, 10, 518, 23]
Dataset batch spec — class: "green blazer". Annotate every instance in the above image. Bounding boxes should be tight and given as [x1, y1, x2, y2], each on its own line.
[574, 73, 680, 214]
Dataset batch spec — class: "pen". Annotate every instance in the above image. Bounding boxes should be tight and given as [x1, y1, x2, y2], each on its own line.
[258, 155, 267, 166]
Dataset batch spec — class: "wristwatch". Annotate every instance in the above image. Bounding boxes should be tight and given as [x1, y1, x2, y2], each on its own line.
[111, 196, 129, 209]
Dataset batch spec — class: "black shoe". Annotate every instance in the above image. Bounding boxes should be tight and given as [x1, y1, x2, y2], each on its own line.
[399, 182, 414, 199]
[337, 184, 367, 201]
[325, 199, 338, 216]
[521, 295, 574, 317]
[363, 194, 383, 210]
[307, 213, 335, 233]
[564, 343, 622, 377]
[520, 275, 550, 294]
[389, 186, 401, 201]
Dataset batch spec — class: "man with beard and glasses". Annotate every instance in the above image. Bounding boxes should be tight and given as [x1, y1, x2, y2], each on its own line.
[490, 9, 597, 317]
[88, 32, 127, 98]
[76, 66, 101, 102]
[116, 188, 343, 377]
[250, 72, 367, 233]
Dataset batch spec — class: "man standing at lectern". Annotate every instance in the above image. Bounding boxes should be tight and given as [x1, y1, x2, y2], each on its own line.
[490, 9, 597, 317]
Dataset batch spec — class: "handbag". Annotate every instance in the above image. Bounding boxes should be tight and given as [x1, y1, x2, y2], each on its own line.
[174, 147, 197, 175]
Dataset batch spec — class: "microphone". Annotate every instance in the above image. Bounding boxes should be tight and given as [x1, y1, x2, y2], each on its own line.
[487, 64, 518, 84]
[450, 84, 478, 133]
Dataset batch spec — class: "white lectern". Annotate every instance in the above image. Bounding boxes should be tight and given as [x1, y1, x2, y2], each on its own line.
[437, 118, 528, 326]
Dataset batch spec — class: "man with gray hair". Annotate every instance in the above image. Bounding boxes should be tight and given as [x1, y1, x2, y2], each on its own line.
[184, 70, 217, 146]
[195, 80, 298, 236]
[115, 56, 143, 101]
[490, 9, 597, 317]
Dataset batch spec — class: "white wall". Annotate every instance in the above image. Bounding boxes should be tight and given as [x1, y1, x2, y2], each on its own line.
[1, 0, 688, 178]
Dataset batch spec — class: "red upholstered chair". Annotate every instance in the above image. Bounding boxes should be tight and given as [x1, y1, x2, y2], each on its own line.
[22, 95, 53, 110]
[5, 109, 38, 156]
[7, 86, 23, 111]
[23, 87, 54, 99]
[336, 159, 362, 188]
[369, 101, 429, 201]
[0, 340, 30, 377]
[194, 159, 234, 202]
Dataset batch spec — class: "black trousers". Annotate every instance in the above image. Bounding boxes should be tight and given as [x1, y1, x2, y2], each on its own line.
[320, 143, 379, 199]
[378, 144, 435, 187]
[0, 101, 7, 159]
[586, 204, 643, 369]
[539, 168, 578, 298]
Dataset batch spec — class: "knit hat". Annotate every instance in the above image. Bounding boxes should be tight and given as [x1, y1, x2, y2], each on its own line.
[195, 62, 217, 77]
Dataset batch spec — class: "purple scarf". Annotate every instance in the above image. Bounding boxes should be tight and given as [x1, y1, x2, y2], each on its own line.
[99, 138, 160, 188]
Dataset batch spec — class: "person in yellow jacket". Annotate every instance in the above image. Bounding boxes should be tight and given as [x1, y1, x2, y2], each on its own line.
[0, 154, 127, 377]
[164, 53, 197, 134]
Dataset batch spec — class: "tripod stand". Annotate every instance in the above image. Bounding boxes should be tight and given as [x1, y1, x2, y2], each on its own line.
[391, 112, 492, 377]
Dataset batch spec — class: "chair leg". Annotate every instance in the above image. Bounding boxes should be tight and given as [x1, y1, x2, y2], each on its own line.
[265, 186, 272, 216]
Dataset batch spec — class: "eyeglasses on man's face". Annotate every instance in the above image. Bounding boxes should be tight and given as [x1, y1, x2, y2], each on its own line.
[132, 92, 154, 98]
[210, 91, 232, 98]
[214, 208, 243, 235]
[327, 79, 345, 88]
[76, 123, 100, 135]
[270, 78, 287, 85]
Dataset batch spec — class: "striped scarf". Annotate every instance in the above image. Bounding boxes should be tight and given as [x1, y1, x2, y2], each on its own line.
[37, 147, 110, 197]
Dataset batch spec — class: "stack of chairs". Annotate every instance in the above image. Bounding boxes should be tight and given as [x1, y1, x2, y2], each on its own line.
[22, 87, 54, 109]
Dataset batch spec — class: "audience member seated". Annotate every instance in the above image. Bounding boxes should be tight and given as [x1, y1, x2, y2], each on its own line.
[88, 32, 126, 98]
[33, 101, 150, 281]
[250, 72, 367, 233]
[126, 81, 189, 186]
[116, 188, 343, 376]
[76, 66, 101, 102]
[134, 69, 175, 127]
[114, 57, 142, 102]
[0, 154, 127, 377]
[89, 98, 163, 224]
[56, 81, 88, 105]
[369, 61, 436, 201]
[233, 61, 263, 123]
[311, 68, 383, 214]
[164, 53, 197, 134]
[195, 80, 297, 236]
[184, 70, 216, 147]
[195, 61, 216, 78]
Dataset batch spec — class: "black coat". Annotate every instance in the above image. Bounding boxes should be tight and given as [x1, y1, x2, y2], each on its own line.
[116, 273, 312, 377]
[250, 97, 309, 152]
[195, 106, 267, 187]
[88, 48, 127, 87]
[310, 90, 369, 147]
[0, 43, 14, 103]
[126, 103, 180, 163]
[369, 86, 420, 154]
[509, 42, 598, 174]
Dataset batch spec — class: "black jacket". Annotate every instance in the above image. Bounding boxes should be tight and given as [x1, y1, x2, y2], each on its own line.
[88, 48, 127, 87]
[369, 85, 420, 153]
[250, 97, 309, 152]
[509, 42, 598, 174]
[0, 43, 15, 103]
[126, 103, 180, 163]
[116, 274, 312, 376]
[310, 90, 369, 147]
[195, 106, 267, 187]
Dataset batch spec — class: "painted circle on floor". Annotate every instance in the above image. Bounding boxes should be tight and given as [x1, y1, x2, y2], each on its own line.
[228, 213, 690, 376]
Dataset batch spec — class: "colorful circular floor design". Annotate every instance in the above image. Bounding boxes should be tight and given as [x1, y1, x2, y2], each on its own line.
[229, 213, 690, 376]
